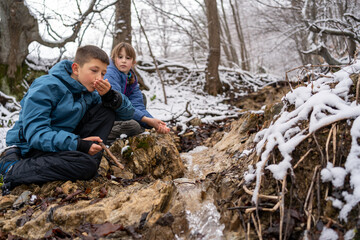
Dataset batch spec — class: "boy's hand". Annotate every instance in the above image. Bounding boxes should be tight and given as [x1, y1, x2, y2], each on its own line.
[94, 79, 111, 96]
[83, 136, 103, 155]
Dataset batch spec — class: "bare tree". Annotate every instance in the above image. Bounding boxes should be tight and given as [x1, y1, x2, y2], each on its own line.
[229, 0, 250, 71]
[204, 0, 223, 96]
[254, 0, 360, 65]
[133, 0, 167, 104]
[220, 0, 239, 67]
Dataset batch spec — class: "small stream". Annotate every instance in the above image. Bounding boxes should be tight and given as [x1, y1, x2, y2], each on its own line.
[174, 146, 226, 240]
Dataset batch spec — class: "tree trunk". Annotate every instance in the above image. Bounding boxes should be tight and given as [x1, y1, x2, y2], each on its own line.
[204, 0, 223, 96]
[0, 0, 97, 98]
[0, 0, 40, 98]
[112, 0, 132, 47]
[220, 0, 238, 66]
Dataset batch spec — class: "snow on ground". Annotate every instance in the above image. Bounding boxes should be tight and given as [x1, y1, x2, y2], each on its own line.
[137, 57, 276, 134]
[248, 60, 360, 231]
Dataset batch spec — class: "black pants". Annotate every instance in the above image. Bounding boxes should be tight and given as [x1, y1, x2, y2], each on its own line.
[3, 104, 115, 190]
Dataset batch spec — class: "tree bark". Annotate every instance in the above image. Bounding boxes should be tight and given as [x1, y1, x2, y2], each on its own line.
[112, 0, 132, 47]
[0, 0, 39, 77]
[204, 0, 223, 96]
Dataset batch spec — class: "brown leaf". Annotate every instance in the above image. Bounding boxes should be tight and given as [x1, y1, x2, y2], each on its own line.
[94, 222, 123, 237]
[99, 187, 107, 198]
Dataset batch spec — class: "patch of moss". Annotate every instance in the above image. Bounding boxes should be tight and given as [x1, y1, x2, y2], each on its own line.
[136, 138, 150, 150]
[0, 63, 46, 100]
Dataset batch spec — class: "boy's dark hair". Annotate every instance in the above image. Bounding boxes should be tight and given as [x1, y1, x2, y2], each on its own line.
[111, 42, 136, 63]
[74, 45, 109, 66]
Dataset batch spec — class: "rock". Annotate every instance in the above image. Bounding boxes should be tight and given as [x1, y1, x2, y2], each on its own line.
[190, 117, 202, 126]
[12, 191, 32, 209]
[110, 133, 185, 179]
[98, 156, 110, 177]
[112, 167, 133, 179]
[2, 179, 174, 239]
[0, 195, 17, 211]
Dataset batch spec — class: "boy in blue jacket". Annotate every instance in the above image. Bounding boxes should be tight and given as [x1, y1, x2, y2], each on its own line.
[105, 42, 169, 143]
[0, 45, 134, 194]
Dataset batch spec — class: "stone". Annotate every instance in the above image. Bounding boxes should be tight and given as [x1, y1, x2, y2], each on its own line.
[110, 133, 185, 180]
[12, 190, 32, 209]
[112, 167, 133, 179]
[98, 156, 110, 177]
[0, 195, 17, 211]
[190, 117, 202, 126]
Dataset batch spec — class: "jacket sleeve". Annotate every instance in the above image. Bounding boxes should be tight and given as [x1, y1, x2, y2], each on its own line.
[114, 92, 135, 121]
[129, 84, 153, 128]
[22, 82, 79, 152]
[105, 69, 123, 93]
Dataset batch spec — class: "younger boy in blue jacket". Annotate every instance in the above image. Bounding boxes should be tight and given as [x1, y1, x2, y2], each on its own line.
[0, 45, 134, 194]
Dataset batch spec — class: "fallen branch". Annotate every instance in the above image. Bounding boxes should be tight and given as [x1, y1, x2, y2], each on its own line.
[243, 185, 279, 200]
[251, 212, 262, 240]
[100, 142, 124, 170]
[242, 201, 281, 214]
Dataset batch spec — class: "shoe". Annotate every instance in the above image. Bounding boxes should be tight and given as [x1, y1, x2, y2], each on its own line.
[0, 147, 21, 176]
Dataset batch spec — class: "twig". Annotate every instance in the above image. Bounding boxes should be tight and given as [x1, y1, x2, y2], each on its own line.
[100, 142, 124, 170]
[279, 174, 287, 240]
[244, 201, 281, 214]
[293, 148, 313, 169]
[357, 74, 360, 105]
[325, 124, 335, 163]
[243, 185, 279, 200]
[316, 169, 321, 221]
[231, 202, 248, 240]
[185, 101, 192, 117]
[312, 132, 325, 166]
[304, 166, 320, 212]
[306, 190, 314, 231]
[251, 212, 262, 240]
[255, 209, 263, 240]
[332, 124, 337, 165]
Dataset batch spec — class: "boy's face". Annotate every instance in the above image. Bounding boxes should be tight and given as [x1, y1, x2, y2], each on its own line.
[114, 48, 135, 74]
[71, 59, 108, 92]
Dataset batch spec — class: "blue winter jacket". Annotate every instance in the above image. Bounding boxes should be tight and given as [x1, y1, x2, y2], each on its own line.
[6, 60, 134, 156]
[104, 60, 153, 128]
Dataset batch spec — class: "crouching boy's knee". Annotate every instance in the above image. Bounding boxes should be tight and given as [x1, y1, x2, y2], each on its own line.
[77, 156, 99, 180]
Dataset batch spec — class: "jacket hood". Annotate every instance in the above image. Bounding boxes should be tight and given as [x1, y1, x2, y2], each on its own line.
[49, 60, 87, 94]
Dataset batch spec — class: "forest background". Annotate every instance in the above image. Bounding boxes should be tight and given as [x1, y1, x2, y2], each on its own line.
[1, 0, 358, 101]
